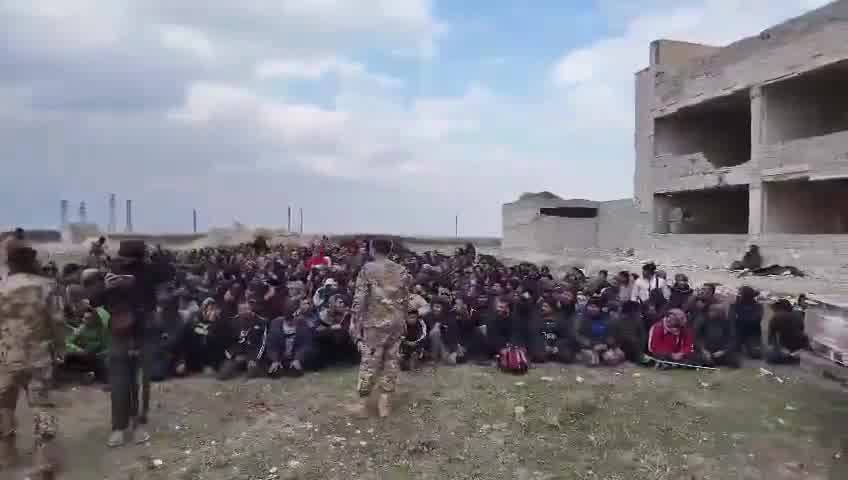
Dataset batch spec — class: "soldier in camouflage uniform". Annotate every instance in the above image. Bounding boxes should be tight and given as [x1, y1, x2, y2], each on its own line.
[349, 239, 410, 418]
[0, 241, 65, 480]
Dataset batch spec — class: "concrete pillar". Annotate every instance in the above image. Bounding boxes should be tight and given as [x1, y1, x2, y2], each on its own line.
[748, 181, 764, 235]
[750, 86, 766, 160]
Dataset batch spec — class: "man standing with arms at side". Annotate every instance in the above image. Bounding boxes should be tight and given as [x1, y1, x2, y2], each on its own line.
[0, 240, 65, 480]
[349, 239, 410, 418]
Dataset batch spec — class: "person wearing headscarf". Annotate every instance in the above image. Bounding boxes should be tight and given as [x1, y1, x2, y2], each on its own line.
[648, 308, 696, 366]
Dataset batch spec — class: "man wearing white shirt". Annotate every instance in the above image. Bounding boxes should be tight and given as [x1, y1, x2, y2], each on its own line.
[631, 262, 669, 304]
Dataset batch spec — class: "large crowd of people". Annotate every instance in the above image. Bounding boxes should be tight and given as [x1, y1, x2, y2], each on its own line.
[55, 236, 811, 381]
[1, 233, 812, 477]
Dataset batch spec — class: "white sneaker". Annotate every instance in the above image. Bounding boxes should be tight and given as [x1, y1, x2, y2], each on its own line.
[107, 430, 127, 448]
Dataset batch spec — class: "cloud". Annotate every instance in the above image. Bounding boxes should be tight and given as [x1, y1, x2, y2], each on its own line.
[255, 57, 403, 89]
[551, 0, 834, 132]
[158, 24, 216, 60]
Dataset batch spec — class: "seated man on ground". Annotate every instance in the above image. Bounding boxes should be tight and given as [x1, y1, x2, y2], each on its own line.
[766, 299, 809, 365]
[575, 297, 625, 366]
[170, 298, 232, 376]
[267, 314, 314, 377]
[648, 308, 696, 367]
[529, 297, 576, 364]
[731, 286, 764, 359]
[400, 307, 428, 371]
[64, 301, 111, 383]
[615, 300, 649, 364]
[695, 303, 740, 368]
[218, 301, 270, 380]
[313, 293, 357, 367]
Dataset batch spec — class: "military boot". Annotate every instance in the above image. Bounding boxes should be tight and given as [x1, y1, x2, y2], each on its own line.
[377, 393, 391, 418]
[0, 436, 16, 469]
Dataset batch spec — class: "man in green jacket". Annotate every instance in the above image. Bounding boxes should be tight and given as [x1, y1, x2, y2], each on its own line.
[64, 304, 111, 382]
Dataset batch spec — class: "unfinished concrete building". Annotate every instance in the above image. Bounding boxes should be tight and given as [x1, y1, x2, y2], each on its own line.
[635, 0, 848, 272]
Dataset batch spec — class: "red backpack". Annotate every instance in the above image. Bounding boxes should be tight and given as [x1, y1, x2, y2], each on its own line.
[498, 344, 529, 374]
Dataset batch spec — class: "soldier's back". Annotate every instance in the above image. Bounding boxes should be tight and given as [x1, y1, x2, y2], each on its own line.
[0, 273, 58, 371]
[360, 259, 409, 329]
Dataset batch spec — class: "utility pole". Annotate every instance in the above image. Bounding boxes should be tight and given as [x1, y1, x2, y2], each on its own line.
[60, 200, 69, 228]
[287, 206, 292, 233]
[108, 193, 117, 233]
[192, 209, 198, 233]
[125, 199, 133, 233]
[78, 201, 88, 224]
[455, 214, 459, 238]
[299, 208, 304, 234]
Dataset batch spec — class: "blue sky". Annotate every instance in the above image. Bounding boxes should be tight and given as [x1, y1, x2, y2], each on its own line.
[0, 0, 831, 236]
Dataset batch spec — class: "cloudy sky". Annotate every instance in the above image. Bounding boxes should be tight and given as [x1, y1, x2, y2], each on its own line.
[0, 0, 830, 236]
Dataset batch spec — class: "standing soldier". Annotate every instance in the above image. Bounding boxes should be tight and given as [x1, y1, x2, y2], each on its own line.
[0, 240, 65, 480]
[349, 239, 410, 418]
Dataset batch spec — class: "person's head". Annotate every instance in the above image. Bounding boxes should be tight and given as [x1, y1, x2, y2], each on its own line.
[738, 286, 758, 304]
[287, 281, 306, 302]
[642, 262, 657, 277]
[431, 296, 449, 316]
[372, 239, 392, 257]
[772, 299, 793, 313]
[663, 308, 687, 334]
[585, 297, 603, 317]
[495, 298, 510, 318]
[82, 304, 100, 327]
[673, 273, 689, 288]
[329, 293, 347, 312]
[748, 244, 759, 253]
[615, 271, 631, 286]
[5, 241, 38, 274]
[98, 236, 106, 245]
[598, 270, 608, 280]
[540, 299, 554, 316]
[475, 292, 489, 309]
[13, 228, 25, 240]
[201, 298, 220, 323]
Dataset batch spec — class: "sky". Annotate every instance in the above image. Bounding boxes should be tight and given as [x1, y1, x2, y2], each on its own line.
[0, 0, 832, 236]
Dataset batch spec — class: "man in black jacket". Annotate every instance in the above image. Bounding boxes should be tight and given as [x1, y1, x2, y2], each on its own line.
[102, 240, 172, 448]
[217, 301, 269, 380]
[266, 315, 314, 377]
[695, 303, 740, 368]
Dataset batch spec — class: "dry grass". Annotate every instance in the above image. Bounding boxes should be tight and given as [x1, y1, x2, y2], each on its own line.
[8, 363, 848, 480]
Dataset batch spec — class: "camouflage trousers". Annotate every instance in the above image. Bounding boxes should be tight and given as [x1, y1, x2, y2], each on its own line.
[0, 366, 58, 473]
[357, 327, 402, 397]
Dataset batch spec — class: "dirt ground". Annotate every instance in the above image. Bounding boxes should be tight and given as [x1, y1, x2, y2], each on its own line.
[7, 363, 848, 480]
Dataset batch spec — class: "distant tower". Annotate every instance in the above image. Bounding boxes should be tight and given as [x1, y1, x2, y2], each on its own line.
[125, 199, 133, 233]
[192, 209, 198, 233]
[108, 193, 117, 233]
[78, 201, 88, 224]
[60, 200, 69, 228]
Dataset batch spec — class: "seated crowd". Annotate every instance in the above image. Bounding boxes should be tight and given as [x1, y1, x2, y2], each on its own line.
[53, 238, 811, 384]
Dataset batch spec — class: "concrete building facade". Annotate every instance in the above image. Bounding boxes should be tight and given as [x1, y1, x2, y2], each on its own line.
[636, 0, 848, 237]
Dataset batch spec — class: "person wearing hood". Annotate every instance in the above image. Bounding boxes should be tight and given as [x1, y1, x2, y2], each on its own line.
[616, 300, 649, 364]
[731, 286, 764, 359]
[312, 277, 339, 310]
[648, 308, 696, 366]
[695, 303, 740, 368]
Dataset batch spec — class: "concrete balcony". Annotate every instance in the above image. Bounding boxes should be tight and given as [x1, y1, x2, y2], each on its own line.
[757, 129, 848, 180]
[652, 152, 752, 193]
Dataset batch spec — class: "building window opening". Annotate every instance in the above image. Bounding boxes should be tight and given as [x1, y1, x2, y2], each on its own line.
[654, 90, 751, 168]
[653, 186, 749, 234]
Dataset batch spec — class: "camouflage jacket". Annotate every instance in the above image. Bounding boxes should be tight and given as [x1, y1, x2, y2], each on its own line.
[351, 258, 410, 332]
[0, 273, 65, 372]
